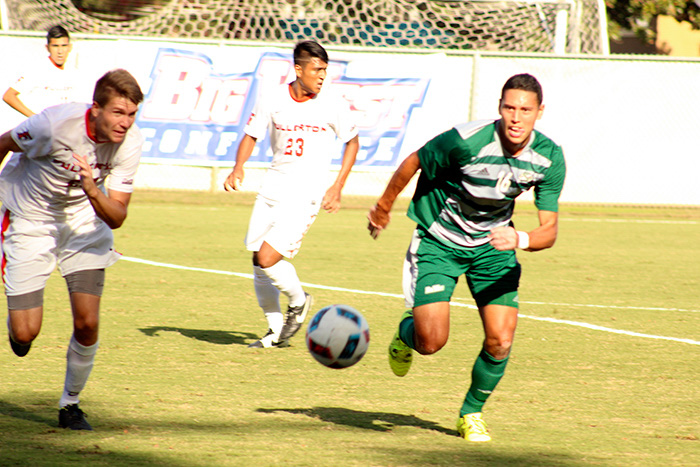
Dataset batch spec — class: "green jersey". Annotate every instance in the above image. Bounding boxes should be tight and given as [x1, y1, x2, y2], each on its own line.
[408, 119, 566, 249]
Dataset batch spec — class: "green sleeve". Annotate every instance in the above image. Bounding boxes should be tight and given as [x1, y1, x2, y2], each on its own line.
[534, 146, 566, 212]
[417, 128, 465, 179]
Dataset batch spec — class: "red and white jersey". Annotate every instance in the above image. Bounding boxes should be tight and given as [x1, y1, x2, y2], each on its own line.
[0, 102, 143, 221]
[245, 83, 358, 202]
[10, 56, 81, 112]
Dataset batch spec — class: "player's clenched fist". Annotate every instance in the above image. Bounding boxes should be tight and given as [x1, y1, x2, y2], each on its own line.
[367, 204, 391, 239]
[223, 169, 242, 192]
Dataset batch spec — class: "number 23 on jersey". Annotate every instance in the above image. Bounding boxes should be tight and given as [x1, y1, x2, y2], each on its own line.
[285, 138, 305, 157]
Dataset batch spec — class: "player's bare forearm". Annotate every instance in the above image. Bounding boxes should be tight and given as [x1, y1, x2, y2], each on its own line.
[79, 170, 129, 229]
[376, 151, 421, 213]
[323, 135, 359, 213]
[224, 133, 257, 192]
[367, 151, 421, 238]
[527, 210, 559, 250]
[337, 135, 359, 184]
[3, 88, 34, 117]
[73, 153, 129, 228]
[89, 190, 130, 229]
[0, 131, 21, 166]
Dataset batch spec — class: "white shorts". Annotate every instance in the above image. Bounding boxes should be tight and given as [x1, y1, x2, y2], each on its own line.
[0, 207, 120, 296]
[245, 195, 320, 259]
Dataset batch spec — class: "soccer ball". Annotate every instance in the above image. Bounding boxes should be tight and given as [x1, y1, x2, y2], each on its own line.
[306, 304, 370, 369]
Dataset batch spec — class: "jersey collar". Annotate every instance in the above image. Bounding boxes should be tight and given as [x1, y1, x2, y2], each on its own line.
[288, 83, 316, 103]
[48, 56, 64, 70]
[85, 109, 109, 143]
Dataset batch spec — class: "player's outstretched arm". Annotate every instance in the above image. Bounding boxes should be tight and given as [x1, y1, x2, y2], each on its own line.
[367, 151, 421, 239]
[2, 88, 34, 118]
[323, 135, 359, 213]
[224, 133, 257, 192]
[488, 210, 559, 251]
[73, 153, 130, 229]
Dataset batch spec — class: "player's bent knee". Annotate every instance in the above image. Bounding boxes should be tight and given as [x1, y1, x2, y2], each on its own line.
[6, 290, 44, 343]
[416, 335, 449, 355]
[74, 315, 99, 334]
[8, 321, 41, 343]
[65, 269, 105, 297]
[417, 342, 445, 355]
[484, 338, 513, 359]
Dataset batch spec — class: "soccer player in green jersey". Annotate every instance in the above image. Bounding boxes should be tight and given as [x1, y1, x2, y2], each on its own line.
[367, 73, 566, 442]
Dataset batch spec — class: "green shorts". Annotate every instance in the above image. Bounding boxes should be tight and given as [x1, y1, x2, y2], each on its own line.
[403, 228, 521, 309]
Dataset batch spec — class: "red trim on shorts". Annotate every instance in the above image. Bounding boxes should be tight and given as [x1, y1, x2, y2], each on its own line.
[1, 210, 11, 284]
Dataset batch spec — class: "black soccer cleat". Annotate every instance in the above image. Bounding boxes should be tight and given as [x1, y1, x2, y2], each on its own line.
[247, 329, 289, 348]
[279, 293, 313, 341]
[9, 334, 31, 357]
[59, 404, 93, 431]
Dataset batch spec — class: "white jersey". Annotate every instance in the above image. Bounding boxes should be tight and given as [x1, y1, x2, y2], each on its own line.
[10, 56, 80, 112]
[0, 102, 143, 221]
[245, 83, 358, 202]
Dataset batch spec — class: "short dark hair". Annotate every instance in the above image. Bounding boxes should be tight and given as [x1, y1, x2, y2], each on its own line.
[93, 69, 144, 107]
[501, 73, 543, 106]
[293, 40, 328, 65]
[47, 25, 70, 43]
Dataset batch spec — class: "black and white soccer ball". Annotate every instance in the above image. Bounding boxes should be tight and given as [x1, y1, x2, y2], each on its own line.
[306, 304, 370, 369]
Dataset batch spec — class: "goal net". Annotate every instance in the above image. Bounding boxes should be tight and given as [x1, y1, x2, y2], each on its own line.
[1, 0, 607, 54]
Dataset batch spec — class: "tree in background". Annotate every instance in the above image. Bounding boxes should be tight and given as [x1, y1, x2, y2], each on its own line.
[607, 0, 700, 43]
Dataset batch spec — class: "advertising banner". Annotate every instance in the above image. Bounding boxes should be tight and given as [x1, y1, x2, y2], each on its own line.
[136, 47, 445, 168]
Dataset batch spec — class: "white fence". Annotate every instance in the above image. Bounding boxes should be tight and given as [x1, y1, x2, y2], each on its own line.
[0, 32, 697, 205]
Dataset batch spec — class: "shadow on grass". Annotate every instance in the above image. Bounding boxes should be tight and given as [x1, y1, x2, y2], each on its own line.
[0, 400, 194, 467]
[0, 400, 56, 428]
[258, 406, 456, 435]
[139, 326, 257, 345]
[258, 407, 587, 466]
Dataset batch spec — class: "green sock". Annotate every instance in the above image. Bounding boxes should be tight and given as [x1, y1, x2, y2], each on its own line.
[460, 349, 509, 416]
[398, 311, 416, 350]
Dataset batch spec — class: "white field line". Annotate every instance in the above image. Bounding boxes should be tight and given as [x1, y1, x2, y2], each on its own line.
[132, 205, 699, 225]
[559, 218, 697, 225]
[121, 256, 700, 346]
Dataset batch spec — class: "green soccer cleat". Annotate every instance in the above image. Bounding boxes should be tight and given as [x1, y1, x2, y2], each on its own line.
[388, 330, 412, 377]
[457, 412, 491, 442]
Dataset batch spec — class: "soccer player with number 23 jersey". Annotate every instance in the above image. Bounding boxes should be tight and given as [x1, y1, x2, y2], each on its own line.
[224, 40, 359, 349]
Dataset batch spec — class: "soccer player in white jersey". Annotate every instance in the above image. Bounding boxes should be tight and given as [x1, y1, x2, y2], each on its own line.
[3, 25, 77, 118]
[224, 40, 359, 348]
[368, 74, 566, 442]
[0, 69, 144, 430]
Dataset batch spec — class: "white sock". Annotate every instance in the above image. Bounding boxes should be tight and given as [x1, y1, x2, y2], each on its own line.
[261, 260, 306, 308]
[59, 335, 98, 408]
[254, 265, 283, 334]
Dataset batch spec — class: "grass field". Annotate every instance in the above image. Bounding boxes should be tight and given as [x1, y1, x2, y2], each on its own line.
[1, 189, 698, 466]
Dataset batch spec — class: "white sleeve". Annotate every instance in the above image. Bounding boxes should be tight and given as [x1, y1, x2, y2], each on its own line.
[107, 126, 143, 193]
[9, 71, 33, 94]
[9, 59, 43, 94]
[243, 91, 272, 141]
[10, 110, 54, 158]
[331, 95, 359, 143]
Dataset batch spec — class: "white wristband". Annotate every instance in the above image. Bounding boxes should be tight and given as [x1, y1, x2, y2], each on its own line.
[516, 231, 530, 250]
